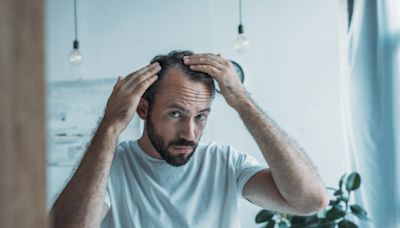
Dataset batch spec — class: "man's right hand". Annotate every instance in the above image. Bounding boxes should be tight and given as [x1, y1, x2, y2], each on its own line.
[101, 62, 161, 134]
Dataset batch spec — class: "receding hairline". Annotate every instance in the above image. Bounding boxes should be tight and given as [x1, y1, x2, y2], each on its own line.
[143, 50, 216, 104]
[151, 67, 214, 99]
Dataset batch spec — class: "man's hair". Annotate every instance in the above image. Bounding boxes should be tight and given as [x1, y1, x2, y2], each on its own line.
[142, 50, 215, 104]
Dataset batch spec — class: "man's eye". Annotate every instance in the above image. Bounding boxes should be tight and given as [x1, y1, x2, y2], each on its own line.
[196, 114, 207, 121]
[169, 111, 181, 118]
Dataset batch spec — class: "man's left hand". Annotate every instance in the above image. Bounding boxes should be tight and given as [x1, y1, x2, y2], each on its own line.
[183, 53, 247, 108]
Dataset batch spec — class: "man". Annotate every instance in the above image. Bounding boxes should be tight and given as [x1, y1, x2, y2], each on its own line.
[50, 50, 330, 228]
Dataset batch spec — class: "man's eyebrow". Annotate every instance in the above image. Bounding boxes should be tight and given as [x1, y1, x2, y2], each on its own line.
[199, 108, 211, 113]
[166, 104, 189, 112]
[165, 104, 211, 113]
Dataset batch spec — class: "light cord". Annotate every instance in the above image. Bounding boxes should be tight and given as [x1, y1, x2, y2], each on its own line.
[74, 0, 78, 40]
[239, 0, 243, 25]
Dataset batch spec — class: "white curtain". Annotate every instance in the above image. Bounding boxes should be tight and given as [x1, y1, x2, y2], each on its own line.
[340, 0, 400, 227]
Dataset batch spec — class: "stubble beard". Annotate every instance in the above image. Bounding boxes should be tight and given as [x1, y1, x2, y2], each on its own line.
[146, 109, 198, 167]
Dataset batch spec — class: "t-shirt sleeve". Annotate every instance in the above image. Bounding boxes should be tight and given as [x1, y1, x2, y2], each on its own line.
[103, 142, 124, 211]
[229, 146, 267, 198]
[104, 187, 111, 209]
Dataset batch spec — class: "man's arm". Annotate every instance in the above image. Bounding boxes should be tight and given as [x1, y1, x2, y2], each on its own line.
[50, 63, 161, 227]
[183, 54, 330, 215]
[234, 94, 329, 215]
[50, 122, 119, 227]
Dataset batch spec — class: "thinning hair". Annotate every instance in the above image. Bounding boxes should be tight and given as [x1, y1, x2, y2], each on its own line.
[142, 50, 216, 105]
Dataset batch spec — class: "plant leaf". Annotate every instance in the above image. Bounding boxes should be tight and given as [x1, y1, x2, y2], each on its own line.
[295, 220, 336, 228]
[334, 189, 343, 196]
[325, 205, 346, 221]
[338, 219, 358, 228]
[278, 221, 289, 228]
[346, 172, 361, 192]
[255, 209, 275, 223]
[266, 220, 275, 228]
[291, 216, 320, 228]
[313, 221, 337, 228]
[329, 199, 340, 206]
[290, 215, 307, 224]
[339, 173, 347, 190]
[350, 204, 371, 221]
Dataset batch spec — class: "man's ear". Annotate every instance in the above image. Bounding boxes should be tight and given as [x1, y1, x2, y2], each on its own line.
[137, 98, 149, 120]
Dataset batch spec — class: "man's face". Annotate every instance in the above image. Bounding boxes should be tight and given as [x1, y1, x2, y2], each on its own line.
[145, 68, 213, 167]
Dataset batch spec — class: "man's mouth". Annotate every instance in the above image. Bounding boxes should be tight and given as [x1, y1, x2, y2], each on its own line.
[171, 145, 193, 154]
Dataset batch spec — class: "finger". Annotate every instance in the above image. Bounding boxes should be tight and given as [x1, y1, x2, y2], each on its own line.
[185, 53, 223, 62]
[186, 53, 217, 58]
[114, 76, 122, 87]
[122, 64, 161, 90]
[122, 62, 160, 85]
[184, 57, 225, 70]
[111, 76, 123, 95]
[126, 62, 160, 83]
[125, 65, 161, 91]
[183, 54, 226, 68]
[132, 74, 159, 95]
[189, 65, 222, 78]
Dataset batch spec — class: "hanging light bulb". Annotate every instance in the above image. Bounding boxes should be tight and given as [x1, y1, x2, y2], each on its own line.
[234, 0, 250, 53]
[69, 0, 82, 65]
[69, 40, 82, 65]
[234, 24, 250, 52]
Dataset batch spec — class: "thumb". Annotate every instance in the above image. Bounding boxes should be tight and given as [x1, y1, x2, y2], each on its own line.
[114, 76, 122, 87]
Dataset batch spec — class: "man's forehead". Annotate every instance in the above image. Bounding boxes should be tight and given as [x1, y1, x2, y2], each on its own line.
[157, 68, 213, 100]
[156, 90, 212, 112]
[151, 70, 212, 112]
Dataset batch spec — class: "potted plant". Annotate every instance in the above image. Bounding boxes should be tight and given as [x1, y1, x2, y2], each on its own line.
[255, 172, 371, 227]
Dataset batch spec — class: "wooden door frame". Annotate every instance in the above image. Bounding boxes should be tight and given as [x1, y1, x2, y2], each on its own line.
[0, 0, 47, 227]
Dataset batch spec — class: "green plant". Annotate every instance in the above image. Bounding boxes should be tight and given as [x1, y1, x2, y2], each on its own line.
[255, 172, 371, 228]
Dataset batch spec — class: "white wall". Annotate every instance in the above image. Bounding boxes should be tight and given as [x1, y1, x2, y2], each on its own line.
[46, 0, 345, 227]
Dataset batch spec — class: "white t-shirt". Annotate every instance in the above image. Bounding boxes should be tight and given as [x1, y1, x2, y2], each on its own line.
[101, 140, 266, 228]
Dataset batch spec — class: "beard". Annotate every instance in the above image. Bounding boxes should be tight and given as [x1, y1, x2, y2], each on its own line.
[146, 111, 198, 167]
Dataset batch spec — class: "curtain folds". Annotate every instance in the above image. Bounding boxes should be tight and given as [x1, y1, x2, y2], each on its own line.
[340, 0, 400, 227]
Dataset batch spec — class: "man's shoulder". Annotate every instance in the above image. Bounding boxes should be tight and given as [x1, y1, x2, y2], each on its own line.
[197, 141, 237, 159]
[115, 140, 135, 153]
[111, 140, 137, 163]
[203, 141, 238, 151]
[198, 141, 223, 152]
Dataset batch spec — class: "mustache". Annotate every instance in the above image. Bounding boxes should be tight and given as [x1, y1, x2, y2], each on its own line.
[169, 138, 196, 147]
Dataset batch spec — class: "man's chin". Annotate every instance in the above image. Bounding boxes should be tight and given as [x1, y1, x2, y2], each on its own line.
[163, 149, 194, 167]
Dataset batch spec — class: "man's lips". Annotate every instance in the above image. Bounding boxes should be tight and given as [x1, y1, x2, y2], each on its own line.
[171, 146, 193, 153]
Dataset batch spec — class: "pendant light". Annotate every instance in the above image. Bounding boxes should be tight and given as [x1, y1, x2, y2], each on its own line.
[233, 0, 250, 53]
[68, 0, 83, 65]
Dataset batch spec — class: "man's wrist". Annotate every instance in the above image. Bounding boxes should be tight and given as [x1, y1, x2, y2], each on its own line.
[226, 87, 251, 111]
[98, 119, 123, 139]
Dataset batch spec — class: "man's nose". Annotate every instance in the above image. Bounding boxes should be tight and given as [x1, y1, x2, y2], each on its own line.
[178, 119, 196, 141]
